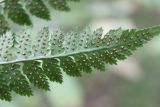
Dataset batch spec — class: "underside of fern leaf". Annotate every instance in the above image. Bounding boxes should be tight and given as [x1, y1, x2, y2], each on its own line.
[0, 25, 160, 101]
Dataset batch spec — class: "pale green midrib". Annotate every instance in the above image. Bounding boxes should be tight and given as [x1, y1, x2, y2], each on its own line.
[0, 25, 159, 65]
[0, 45, 116, 65]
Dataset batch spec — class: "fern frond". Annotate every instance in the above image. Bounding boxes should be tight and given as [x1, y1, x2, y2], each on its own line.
[48, 0, 70, 11]
[0, 14, 9, 35]
[0, 0, 80, 26]
[25, 0, 50, 20]
[48, 0, 80, 11]
[5, 0, 32, 25]
[0, 25, 160, 101]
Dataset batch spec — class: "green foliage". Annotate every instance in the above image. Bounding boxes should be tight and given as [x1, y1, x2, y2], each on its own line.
[49, 0, 70, 11]
[0, 25, 160, 101]
[0, 0, 80, 26]
[0, 14, 9, 35]
[5, 0, 32, 25]
[26, 0, 50, 20]
[48, 0, 80, 11]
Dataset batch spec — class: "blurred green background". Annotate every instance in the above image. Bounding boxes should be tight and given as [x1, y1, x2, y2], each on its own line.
[1, 0, 160, 107]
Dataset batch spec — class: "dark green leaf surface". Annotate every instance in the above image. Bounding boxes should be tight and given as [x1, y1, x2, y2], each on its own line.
[5, 0, 32, 25]
[1, 0, 80, 25]
[26, 0, 50, 20]
[49, 0, 70, 11]
[0, 14, 9, 35]
[23, 61, 50, 91]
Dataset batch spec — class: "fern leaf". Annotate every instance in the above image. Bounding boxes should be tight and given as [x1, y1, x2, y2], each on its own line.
[0, 0, 80, 26]
[47, 0, 80, 11]
[33, 27, 51, 56]
[0, 73, 11, 101]
[23, 61, 50, 91]
[5, 0, 32, 25]
[25, 0, 50, 20]
[15, 28, 32, 59]
[0, 25, 160, 101]
[0, 31, 14, 61]
[42, 59, 63, 83]
[0, 14, 9, 35]
[1, 64, 33, 96]
[48, 0, 71, 11]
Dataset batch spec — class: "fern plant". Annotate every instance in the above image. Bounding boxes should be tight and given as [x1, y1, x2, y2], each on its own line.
[0, 25, 160, 101]
[0, 0, 80, 34]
